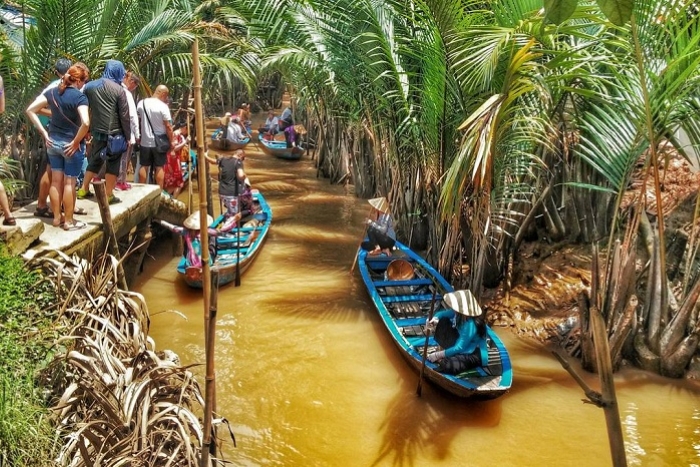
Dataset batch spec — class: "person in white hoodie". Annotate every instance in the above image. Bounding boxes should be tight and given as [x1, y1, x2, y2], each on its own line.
[117, 71, 140, 189]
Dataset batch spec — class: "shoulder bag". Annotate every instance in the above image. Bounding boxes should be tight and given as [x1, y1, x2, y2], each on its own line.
[144, 102, 171, 153]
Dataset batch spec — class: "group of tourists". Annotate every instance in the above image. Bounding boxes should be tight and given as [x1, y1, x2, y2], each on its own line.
[20, 58, 184, 231]
[257, 106, 307, 150]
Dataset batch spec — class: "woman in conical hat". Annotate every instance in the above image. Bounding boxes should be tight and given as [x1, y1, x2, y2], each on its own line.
[155, 211, 216, 268]
[361, 196, 396, 256]
[426, 289, 489, 375]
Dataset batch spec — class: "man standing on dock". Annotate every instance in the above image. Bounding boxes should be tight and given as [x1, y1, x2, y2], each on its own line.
[77, 59, 131, 205]
[137, 85, 174, 191]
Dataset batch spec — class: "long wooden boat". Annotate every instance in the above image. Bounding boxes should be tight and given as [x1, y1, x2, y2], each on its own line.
[210, 128, 250, 150]
[177, 190, 272, 288]
[257, 133, 303, 160]
[357, 241, 512, 399]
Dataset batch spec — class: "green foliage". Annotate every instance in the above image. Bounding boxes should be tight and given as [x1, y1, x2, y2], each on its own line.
[0, 251, 58, 465]
[544, 0, 635, 25]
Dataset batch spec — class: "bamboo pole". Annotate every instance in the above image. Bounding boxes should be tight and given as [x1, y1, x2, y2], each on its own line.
[202, 269, 219, 460]
[194, 38, 214, 467]
[92, 180, 128, 290]
[187, 112, 193, 214]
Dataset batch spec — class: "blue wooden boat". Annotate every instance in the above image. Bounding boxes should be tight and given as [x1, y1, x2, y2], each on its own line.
[357, 241, 512, 399]
[257, 133, 303, 160]
[177, 190, 272, 288]
[210, 128, 250, 150]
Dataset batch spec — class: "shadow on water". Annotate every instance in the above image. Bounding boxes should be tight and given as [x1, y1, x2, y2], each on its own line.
[370, 376, 502, 467]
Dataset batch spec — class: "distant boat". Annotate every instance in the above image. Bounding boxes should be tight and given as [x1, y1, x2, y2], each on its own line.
[257, 133, 303, 160]
[357, 241, 513, 399]
[177, 191, 272, 288]
[210, 128, 250, 150]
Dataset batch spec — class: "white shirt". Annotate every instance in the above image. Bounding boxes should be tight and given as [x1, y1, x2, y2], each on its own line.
[122, 83, 139, 143]
[137, 97, 171, 147]
[226, 122, 246, 143]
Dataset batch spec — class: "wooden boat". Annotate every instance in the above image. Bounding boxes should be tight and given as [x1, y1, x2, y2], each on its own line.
[257, 133, 303, 160]
[210, 128, 250, 150]
[177, 190, 272, 288]
[357, 241, 512, 399]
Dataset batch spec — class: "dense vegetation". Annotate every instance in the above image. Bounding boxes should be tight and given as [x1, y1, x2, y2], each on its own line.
[0, 0, 698, 377]
[0, 249, 58, 465]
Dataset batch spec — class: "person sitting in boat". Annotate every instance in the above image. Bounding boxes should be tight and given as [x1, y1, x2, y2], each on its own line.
[360, 197, 396, 256]
[278, 106, 293, 131]
[155, 211, 219, 268]
[227, 116, 249, 143]
[259, 110, 279, 138]
[284, 124, 307, 150]
[426, 289, 489, 375]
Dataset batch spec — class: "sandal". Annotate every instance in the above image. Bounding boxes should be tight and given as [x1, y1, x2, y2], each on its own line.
[34, 206, 52, 218]
[74, 207, 88, 215]
[63, 220, 87, 231]
[2, 217, 16, 226]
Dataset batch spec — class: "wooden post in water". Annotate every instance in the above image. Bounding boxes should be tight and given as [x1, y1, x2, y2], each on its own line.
[590, 306, 628, 467]
[92, 180, 128, 290]
[202, 269, 219, 460]
[193, 37, 214, 467]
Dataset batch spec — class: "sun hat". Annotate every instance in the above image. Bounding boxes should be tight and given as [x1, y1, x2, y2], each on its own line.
[368, 197, 389, 213]
[386, 259, 415, 281]
[443, 289, 483, 317]
[293, 124, 307, 135]
[183, 211, 214, 230]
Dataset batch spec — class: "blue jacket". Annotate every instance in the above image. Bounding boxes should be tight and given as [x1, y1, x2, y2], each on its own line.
[369, 212, 396, 240]
[433, 310, 488, 362]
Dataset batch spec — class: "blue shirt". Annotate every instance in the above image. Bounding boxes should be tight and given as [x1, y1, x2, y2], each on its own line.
[433, 310, 488, 362]
[44, 87, 88, 140]
[369, 212, 396, 240]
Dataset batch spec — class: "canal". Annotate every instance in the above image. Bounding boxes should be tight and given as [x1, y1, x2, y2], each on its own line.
[133, 141, 699, 466]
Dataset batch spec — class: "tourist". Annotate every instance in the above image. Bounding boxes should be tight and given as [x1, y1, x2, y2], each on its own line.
[278, 106, 293, 131]
[0, 74, 15, 226]
[204, 149, 246, 218]
[259, 110, 279, 136]
[26, 63, 90, 230]
[164, 123, 188, 198]
[137, 85, 173, 189]
[360, 196, 395, 256]
[33, 58, 73, 219]
[77, 59, 131, 205]
[237, 103, 252, 132]
[116, 71, 140, 191]
[226, 116, 248, 143]
[426, 289, 489, 374]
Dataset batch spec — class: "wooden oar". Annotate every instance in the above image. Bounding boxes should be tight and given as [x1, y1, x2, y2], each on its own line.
[234, 191, 241, 287]
[417, 288, 438, 397]
[350, 206, 374, 274]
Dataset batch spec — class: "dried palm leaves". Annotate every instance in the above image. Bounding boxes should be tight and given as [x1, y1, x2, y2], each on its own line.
[28, 251, 217, 466]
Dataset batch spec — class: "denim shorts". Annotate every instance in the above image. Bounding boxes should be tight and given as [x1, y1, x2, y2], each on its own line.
[47, 137, 86, 178]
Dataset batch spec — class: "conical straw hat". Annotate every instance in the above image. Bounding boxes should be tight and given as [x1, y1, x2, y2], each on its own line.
[183, 211, 214, 230]
[368, 197, 389, 213]
[443, 289, 483, 317]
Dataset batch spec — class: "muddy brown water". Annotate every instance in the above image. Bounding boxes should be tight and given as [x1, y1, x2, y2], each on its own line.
[133, 142, 700, 466]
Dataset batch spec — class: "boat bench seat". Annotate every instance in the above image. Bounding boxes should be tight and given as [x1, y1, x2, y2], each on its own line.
[375, 278, 433, 288]
[382, 294, 439, 304]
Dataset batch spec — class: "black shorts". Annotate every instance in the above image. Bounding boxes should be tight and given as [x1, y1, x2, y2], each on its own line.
[86, 139, 121, 176]
[139, 146, 167, 168]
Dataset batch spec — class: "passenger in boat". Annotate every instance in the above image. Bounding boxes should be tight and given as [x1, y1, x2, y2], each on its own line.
[237, 103, 252, 131]
[259, 110, 279, 137]
[361, 197, 396, 256]
[216, 177, 255, 232]
[227, 116, 249, 143]
[426, 289, 489, 375]
[278, 106, 294, 131]
[284, 124, 307, 149]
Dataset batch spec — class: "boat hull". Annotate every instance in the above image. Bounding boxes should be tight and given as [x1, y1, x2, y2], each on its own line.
[177, 191, 272, 288]
[210, 129, 250, 150]
[257, 134, 303, 160]
[357, 241, 513, 399]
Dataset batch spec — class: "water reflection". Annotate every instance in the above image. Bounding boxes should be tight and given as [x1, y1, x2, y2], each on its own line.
[134, 142, 700, 466]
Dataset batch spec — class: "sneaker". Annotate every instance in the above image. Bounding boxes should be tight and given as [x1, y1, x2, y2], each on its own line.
[77, 188, 93, 199]
[108, 195, 122, 205]
[115, 182, 131, 191]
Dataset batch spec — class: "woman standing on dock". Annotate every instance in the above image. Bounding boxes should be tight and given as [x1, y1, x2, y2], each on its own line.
[26, 63, 91, 230]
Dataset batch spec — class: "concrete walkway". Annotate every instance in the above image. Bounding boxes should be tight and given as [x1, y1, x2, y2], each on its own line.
[0, 183, 164, 260]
